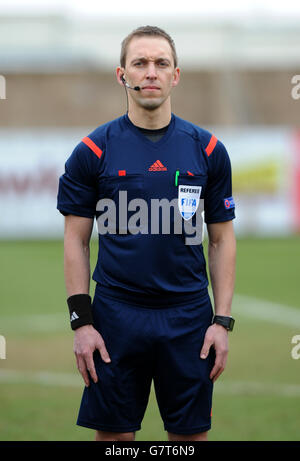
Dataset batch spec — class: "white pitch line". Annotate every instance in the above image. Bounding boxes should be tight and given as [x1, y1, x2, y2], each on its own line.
[0, 369, 300, 397]
[0, 369, 82, 388]
[0, 313, 67, 333]
[0, 294, 299, 333]
[232, 294, 300, 328]
[215, 380, 300, 398]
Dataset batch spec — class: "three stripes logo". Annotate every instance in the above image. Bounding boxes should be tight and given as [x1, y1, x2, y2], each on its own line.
[148, 160, 167, 171]
[70, 312, 79, 322]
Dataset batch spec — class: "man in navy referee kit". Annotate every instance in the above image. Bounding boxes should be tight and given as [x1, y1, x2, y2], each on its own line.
[57, 25, 236, 441]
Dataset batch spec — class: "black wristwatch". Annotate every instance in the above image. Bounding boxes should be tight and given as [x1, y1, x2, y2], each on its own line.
[212, 315, 235, 331]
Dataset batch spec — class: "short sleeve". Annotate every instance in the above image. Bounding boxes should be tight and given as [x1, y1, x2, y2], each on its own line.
[57, 142, 99, 218]
[204, 140, 235, 224]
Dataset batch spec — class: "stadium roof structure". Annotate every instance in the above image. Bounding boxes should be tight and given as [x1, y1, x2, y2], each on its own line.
[1, 14, 300, 72]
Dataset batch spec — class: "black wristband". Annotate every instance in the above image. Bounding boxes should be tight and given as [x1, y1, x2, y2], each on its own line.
[67, 294, 94, 331]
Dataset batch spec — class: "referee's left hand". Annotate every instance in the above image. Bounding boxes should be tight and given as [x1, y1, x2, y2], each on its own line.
[200, 323, 229, 382]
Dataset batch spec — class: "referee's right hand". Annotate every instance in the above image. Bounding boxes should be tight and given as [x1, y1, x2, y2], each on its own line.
[73, 324, 111, 387]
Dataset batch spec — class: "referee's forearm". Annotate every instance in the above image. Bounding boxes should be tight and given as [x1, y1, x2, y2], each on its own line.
[208, 235, 236, 317]
[64, 237, 91, 297]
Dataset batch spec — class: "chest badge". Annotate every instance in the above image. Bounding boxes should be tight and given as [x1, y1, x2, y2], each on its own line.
[178, 185, 202, 220]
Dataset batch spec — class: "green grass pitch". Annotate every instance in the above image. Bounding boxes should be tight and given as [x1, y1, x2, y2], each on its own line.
[0, 236, 299, 440]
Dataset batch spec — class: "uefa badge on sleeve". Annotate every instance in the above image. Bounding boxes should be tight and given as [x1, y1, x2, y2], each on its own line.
[178, 185, 202, 220]
[224, 196, 235, 210]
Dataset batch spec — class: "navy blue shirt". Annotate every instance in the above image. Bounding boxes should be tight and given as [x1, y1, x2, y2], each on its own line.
[57, 114, 235, 298]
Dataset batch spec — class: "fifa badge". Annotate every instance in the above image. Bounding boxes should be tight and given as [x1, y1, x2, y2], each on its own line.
[178, 185, 202, 220]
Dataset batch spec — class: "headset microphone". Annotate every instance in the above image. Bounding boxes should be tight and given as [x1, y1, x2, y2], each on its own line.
[121, 75, 140, 91]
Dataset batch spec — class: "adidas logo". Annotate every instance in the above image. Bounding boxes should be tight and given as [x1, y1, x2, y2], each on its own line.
[148, 160, 167, 171]
[70, 311, 79, 322]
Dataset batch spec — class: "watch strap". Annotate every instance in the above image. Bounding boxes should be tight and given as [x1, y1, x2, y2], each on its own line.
[212, 315, 235, 331]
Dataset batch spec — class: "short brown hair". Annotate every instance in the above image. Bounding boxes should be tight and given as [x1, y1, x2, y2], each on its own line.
[120, 25, 178, 69]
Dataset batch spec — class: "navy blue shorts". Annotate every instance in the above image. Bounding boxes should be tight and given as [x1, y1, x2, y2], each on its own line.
[76, 285, 215, 435]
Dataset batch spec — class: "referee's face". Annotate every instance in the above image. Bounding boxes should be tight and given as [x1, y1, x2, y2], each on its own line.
[121, 36, 180, 111]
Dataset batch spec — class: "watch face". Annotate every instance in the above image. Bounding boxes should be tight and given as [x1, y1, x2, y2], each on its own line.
[214, 316, 235, 331]
[228, 317, 235, 331]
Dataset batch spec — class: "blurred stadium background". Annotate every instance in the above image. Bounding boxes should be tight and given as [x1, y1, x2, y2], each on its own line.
[0, 0, 299, 441]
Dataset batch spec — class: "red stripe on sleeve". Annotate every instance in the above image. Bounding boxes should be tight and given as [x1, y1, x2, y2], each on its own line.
[82, 136, 103, 159]
[205, 134, 218, 157]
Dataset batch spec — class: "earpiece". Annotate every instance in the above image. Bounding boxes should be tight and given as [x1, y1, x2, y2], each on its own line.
[121, 75, 140, 91]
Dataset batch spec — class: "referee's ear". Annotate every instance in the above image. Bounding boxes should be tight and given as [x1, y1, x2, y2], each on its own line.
[116, 67, 126, 87]
[171, 67, 180, 88]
